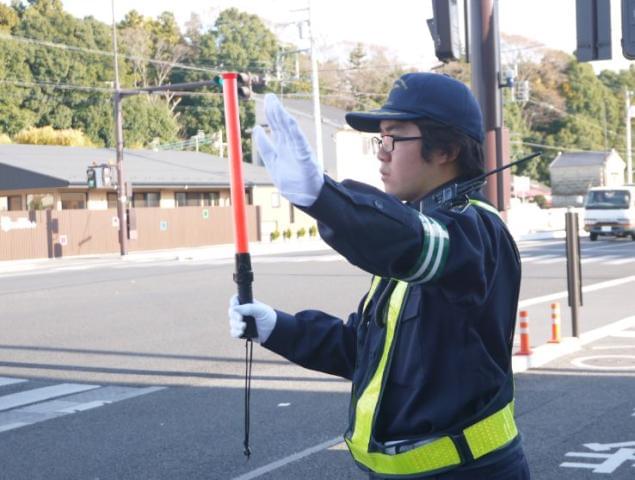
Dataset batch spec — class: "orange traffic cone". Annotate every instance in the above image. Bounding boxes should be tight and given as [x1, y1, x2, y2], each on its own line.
[548, 303, 561, 344]
[516, 310, 532, 355]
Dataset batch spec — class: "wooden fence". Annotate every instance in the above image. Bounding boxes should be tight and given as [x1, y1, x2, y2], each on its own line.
[0, 206, 260, 261]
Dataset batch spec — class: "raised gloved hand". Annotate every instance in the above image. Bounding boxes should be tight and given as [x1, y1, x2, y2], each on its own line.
[228, 294, 277, 344]
[253, 93, 324, 207]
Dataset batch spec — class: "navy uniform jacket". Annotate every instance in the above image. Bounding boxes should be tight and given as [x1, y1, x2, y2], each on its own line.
[263, 176, 523, 473]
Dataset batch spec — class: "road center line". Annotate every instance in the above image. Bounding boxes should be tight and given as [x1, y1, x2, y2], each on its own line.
[229, 436, 343, 480]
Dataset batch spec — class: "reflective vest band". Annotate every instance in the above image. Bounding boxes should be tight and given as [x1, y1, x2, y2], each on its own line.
[468, 199, 501, 218]
[346, 278, 519, 476]
[362, 276, 383, 312]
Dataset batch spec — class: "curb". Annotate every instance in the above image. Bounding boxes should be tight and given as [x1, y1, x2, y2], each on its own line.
[512, 315, 635, 373]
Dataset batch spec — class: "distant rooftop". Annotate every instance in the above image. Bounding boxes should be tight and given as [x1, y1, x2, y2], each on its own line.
[0, 144, 273, 191]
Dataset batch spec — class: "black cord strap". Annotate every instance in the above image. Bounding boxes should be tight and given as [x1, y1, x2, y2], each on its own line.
[243, 338, 254, 459]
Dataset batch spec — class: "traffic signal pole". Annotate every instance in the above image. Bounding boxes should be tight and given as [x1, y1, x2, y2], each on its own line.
[114, 91, 128, 256]
[112, 1, 127, 256]
[469, 0, 510, 213]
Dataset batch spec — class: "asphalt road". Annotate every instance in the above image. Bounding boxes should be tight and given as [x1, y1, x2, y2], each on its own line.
[0, 236, 633, 479]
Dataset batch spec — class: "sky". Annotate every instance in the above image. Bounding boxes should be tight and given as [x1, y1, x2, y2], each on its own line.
[51, 0, 632, 73]
[3, 0, 633, 72]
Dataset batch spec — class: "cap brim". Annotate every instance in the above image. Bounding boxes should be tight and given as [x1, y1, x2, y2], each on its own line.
[345, 109, 423, 132]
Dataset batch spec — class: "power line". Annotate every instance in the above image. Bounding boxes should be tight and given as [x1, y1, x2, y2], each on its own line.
[0, 32, 274, 75]
[0, 78, 113, 93]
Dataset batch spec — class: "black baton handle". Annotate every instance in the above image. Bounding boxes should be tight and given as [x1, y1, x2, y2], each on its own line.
[234, 253, 258, 339]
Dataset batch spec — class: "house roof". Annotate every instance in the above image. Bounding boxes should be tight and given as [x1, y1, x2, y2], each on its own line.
[0, 144, 273, 191]
[549, 149, 623, 169]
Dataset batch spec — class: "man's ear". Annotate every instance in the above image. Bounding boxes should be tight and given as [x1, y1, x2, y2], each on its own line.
[438, 145, 460, 165]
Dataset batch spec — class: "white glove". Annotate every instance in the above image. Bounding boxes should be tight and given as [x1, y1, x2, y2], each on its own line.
[228, 294, 277, 344]
[253, 93, 324, 207]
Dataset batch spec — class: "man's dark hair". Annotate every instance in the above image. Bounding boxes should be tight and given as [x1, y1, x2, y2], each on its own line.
[414, 118, 484, 179]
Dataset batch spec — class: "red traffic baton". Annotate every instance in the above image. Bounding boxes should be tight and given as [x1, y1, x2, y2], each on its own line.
[222, 72, 258, 340]
[221, 72, 257, 459]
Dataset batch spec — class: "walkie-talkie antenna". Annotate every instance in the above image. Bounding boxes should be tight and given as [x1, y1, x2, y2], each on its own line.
[419, 151, 542, 211]
[456, 151, 542, 199]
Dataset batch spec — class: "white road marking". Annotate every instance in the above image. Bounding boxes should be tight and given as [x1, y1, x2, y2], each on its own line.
[521, 255, 554, 263]
[56, 400, 110, 413]
[610, 330, 635, 338]
[0, 382, 165, 433]
[229, 436, 343, 480]
[580, 255, 613, 265]
[0, 377, 27, 387]
[518, 275, 635, 308]
[591, 345, 635, 350]
[607, 257, 635, 265]
[0, 383, 99, 412]
[532, 256, 563, 264]
[571, 355, 635, 370]
[0, 422, 28, 433]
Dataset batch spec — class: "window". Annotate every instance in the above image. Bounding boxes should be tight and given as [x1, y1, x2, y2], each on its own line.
[176, 192, 220, 207]
[289, 204, 295, 223]
[175, 192, 187, 207]
[132, 192, 161, 208]
[146, 192, 160, 207]
[27, 193, 55, 211]
[107, 192, 118, 209]
[271, 192, 280, 208]
[201, 192, 221, 206]
[7, 195, 23, 211]
[60, 192, 86, 210]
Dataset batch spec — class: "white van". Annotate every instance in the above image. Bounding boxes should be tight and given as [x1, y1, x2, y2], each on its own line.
[583, 185, 635, 241]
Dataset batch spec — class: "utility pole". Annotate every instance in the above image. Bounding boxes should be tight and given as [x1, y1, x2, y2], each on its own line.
[112, 0, 128, 256]
[626, 90, 633, 184]
[308, 0, 324, 170]
[469, 0, 510, 213]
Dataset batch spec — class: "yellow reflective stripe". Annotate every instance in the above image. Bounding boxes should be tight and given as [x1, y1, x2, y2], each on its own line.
[362, 276, 382, 313]
[464, 401, 517, 460]
[348, 273, 519, 475]
[347, 435, 460, 475]
[348, 281, 408, 454]
[347, 281, 464, 475]
[468, 199, 501, 218]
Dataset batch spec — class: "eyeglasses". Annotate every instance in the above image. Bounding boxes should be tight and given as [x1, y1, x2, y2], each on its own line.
[371, 135, 423, 154]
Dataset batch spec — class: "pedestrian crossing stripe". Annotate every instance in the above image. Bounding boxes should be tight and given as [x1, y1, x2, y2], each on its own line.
[0, 377, 163, 433]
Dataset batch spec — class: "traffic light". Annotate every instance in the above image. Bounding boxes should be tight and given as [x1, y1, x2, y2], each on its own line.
[428, 0, 461, 63]
[576, 0, 612, 61]
[237, 73, 251, 99]
[623, 0, 635, 59]
[213, 73, 252, 99]
[86, 167, 96, 189]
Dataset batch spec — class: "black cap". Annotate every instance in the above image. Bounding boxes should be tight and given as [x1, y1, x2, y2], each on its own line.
[345, 73, 484, 143]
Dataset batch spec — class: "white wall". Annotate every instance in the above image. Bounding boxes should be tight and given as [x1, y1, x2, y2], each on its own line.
[335, 129, 383, 190]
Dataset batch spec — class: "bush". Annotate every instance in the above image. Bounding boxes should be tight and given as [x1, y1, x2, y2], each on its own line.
[14, 126, 94, 147]
[308, 225, 317, 237]
[296, 227, 306, 238]
[283, 228, 293, 240]
[533, 195, 547, 209]
[0, 133, 11, 144]
[270, 230, 281, 241]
